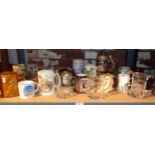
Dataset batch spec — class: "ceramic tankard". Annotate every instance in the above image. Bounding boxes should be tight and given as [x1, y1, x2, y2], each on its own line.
[118, 74, 130, 93]
[38, 70, 61, 96]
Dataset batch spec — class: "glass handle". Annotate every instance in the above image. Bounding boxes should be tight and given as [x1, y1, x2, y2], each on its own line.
[145, 76, 154, 90]
[128, 77, 133, 87]
[54, 73, 61, 88]
[71, 76, 77, 87]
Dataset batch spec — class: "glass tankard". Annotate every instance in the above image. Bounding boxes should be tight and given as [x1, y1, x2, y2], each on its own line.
[56, 86, 74, 99]
[128, 72, 154, 99]
[86, 77, 108, 99]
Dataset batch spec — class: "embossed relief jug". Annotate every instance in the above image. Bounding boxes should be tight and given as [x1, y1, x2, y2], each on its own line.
[128, 72, 154, 99]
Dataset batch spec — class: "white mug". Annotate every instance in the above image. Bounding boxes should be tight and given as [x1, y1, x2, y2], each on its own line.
[38, 70, 61, 96]
[18, 80, 39, 99]
[72, 59, 84, 74]
[118, 74, 130, 93]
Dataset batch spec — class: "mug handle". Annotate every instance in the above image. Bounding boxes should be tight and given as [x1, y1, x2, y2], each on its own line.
[128, 77, 133, 87]
[145, 75, 154, 90]
[33, 82, 39, 93]
[54, 73, 61, 88]
[71, 76, 77, 88]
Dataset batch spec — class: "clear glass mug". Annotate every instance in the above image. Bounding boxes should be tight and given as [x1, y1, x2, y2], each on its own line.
[56, 86, 74, 99]
[86, 77, 108, 99]
[128, 72, 154, 99]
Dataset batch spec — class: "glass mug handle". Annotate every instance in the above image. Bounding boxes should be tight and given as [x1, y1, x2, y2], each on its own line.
[128, 77, 133, 87]
[71, 76, 77, 87]
[145, 75, 154, 90]
[54, 73, 61, 88]
[33, 82, 39, 93]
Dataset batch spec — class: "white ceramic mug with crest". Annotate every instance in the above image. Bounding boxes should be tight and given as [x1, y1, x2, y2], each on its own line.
[38, 70, 61, 96]
[118, 74, 130, 93]
[18, 80, 39, 99]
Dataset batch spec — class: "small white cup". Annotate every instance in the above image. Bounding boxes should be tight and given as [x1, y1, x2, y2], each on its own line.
[18, 80, 39, 99]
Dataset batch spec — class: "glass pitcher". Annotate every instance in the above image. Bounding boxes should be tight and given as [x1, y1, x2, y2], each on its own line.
[128, 72, 154, 99]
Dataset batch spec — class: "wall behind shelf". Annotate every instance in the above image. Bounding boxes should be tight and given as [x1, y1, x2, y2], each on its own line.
[1, 49, 155, 73]
[136, 50, 155, 69]
[25, 49, 128, 72]
[22, 49, 128, 79]
[0, 49, 128, 72]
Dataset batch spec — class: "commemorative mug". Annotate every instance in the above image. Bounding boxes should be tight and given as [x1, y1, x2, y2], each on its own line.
[18, 80, 39, 99]
[72, 59, 84, 74]
[75, 74, 88, 93]
[58, 68, 76, 87]
[84, 64, 97, 77]
[128, 72, 154, 98]
[38, 70, 61, 96]
[118, 74, 130, 93]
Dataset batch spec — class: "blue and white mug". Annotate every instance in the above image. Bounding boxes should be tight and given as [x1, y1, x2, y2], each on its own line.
[18, 80, 39, 99]
[72, 59, 84, 74]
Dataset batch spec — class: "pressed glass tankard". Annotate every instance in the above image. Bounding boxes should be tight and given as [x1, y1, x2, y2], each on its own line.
[128, 72, 154, 99]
